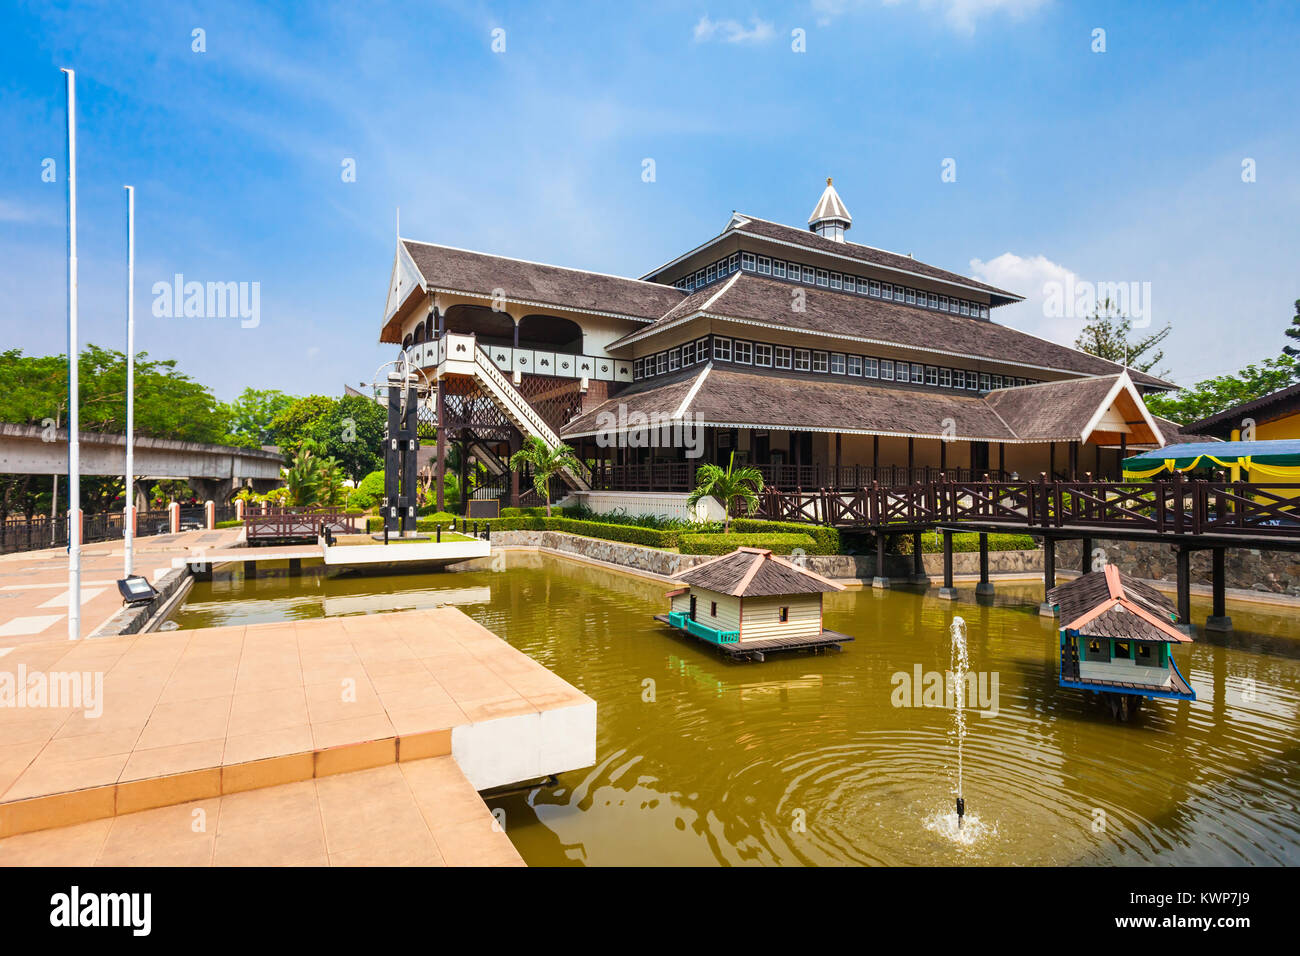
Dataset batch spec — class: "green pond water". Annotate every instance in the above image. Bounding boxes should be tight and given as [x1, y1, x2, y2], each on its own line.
[173, 552, 1300, 866]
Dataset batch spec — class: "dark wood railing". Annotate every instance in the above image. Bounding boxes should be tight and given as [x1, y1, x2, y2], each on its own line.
[244, 508, 366, 544]
[591, 463, 1010, 493]
[752, 476, 1300, 537]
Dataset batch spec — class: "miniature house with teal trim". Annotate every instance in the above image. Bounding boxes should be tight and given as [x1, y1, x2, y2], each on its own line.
[1048, 564, 1195, 716]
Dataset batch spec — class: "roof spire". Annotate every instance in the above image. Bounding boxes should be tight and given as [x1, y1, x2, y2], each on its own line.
[809, 178, 851, 242]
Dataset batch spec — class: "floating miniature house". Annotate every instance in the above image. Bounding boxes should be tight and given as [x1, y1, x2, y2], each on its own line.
[654, 547, 854, 662]
[1048, 564, 1195, 717]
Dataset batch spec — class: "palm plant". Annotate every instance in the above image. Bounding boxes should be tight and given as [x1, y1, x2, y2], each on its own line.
[284, 441, 324, 508]
[318, 455, 347, 508]
[509, 436, 579, 517]
[687, 451, 764, 533]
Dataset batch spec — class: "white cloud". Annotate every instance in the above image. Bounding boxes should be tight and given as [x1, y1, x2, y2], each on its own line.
[693, 15, 777, 44]
[813, 0, 1050, 33]
[970, 252, 1088, 346]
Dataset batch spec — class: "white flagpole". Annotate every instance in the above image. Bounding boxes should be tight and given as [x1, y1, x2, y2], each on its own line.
[124, 185, 135, 577]
[62, 67, 81, 640]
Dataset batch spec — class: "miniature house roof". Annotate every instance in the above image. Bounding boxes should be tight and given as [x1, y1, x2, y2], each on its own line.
[672, 547, 844, 598]
[1047, 564, 1190, 643]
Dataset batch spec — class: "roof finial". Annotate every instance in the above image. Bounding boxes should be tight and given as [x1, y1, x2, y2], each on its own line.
[827, 177, 833, 186]
[809, 179, 851, 241]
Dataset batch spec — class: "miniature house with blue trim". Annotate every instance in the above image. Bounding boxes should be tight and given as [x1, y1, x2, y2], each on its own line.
[1048, 564, 1195, 716]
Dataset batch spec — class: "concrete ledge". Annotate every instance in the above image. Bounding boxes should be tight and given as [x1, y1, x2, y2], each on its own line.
[88, 565, 192, 638]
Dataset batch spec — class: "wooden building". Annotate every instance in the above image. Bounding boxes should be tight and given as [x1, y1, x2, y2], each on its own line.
[655, 547, 853, 662]
[1048, 564, 1196, 719]
[380, 180, 1176, 516]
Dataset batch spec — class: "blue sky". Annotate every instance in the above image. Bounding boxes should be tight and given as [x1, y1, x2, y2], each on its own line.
[1, 0, 1297, 401]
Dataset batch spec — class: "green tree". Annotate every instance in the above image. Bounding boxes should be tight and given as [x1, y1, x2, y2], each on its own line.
[686, 452, 764, 534]
[301, 394, 386, 482]
[1073, 298, 1172, 376]
[508, 436, 579, 517]
[221, 387, 297, 448]
[1146, 354, 1299, 424]
[1284, 299, 1300, 359]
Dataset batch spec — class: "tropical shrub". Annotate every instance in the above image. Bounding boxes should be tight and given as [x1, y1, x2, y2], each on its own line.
[679, 532, 817, 556]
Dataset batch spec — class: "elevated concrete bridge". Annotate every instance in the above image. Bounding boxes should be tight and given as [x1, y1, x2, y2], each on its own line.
[0, 422, 283, 504]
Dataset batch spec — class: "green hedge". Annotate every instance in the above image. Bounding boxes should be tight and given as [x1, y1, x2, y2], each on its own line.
[480, 517, 679, 548]
[215, 519, 243, 529]
[365, 512, 461, 533]
[896, 531, 1038, 554]
[679, 532, 817, 556]
[729, 518, 840, 554]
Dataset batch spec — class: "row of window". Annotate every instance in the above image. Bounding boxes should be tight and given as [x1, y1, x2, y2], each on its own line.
[671, 251, 991, 320]
[632, 335, 1037, 392]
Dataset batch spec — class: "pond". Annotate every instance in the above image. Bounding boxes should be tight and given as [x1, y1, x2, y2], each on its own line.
[172, 552, 1300, 866]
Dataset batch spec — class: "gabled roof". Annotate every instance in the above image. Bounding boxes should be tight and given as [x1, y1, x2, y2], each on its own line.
[673, 547, 843, 597]
[382, 239, 684, 342]
[607, 271, 1174, 389]
[1048, 564, 1190, 643]
[1179, 382, 1300, 437]
[809, 178, 852, 227]
[983, 373, 1165, 445]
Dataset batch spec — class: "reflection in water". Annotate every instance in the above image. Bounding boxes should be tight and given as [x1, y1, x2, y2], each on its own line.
[173, 552, 1300, 866]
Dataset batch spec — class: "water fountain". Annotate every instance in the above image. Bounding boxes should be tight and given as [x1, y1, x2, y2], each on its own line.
[950, 615, 970, 829]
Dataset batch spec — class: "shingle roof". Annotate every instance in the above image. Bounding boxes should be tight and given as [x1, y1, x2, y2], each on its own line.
[401, 239, 683, 321]
[729, 216, 1020, 302]
[609, 272, 1173, 389]
[983, 375, 1122, 441]
[673, 547, 843, 597]
[1048, 565, 1189, 643]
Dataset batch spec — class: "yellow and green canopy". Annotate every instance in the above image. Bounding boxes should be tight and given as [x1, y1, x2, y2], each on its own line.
[1122, 439, 1300, 480]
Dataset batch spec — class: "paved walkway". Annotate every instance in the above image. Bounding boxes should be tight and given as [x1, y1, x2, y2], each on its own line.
[0, 528, 242, 645]
[0, 757, 522, 866]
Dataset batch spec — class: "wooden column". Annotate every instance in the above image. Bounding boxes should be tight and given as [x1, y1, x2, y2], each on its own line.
[940, 440, 947, 473]
[1039, 537, 1056, 616]
[435, 379, 447, 512]
[1068, 440, 1079, 480]
[1049, 442, 1056, 481]
[1175, 546, 1192, 633]
[998, 442, 1005, 478]
[509, 430, 521, 507]
[975, 532, 993, 595]
[911, 531, 924, 583]
[1081, 536, 1093, 573]
[457, 438, 469, 516]
[835, 433, 842, 484]
[872, 436, 879, 473]
[872, 531, 889, 588]
[939, 529, 956, 598]
[907, 437, 914, 481]
[1207, 547, 1232, 631]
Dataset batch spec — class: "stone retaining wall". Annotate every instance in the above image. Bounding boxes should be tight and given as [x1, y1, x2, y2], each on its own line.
[1056, 538, 1300, 596]
[90, 566, 191, 637]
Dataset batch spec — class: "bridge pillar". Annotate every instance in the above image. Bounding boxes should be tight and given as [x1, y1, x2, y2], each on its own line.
[975, 532, 994, 596]
[1081, 536, 1094, 573]
[1206, 547, 1232, 632]
[938, 530, 957, 600]
[871, 531, 890, 589]
[1175, 546, 1194, 636]
[910, 531, 928, 585]
[1039, 537, 1056, 617]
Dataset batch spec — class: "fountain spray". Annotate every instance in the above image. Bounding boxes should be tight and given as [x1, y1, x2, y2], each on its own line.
[950, 616, 970, 829]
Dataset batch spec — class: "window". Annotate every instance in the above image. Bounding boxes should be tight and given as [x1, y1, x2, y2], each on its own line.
[634, 358, 643, 380]
[778, 606, 790, 623]
[794, 348, 811, 372]
[696, 338, 709, 362]
[1085, 638, 1110, 663]
[979, 373, 991, 391]
[848, 355, 863, 376]
[773, 260, 786, 279]
[830, 272, 842, 290]
[842, 275, 854, 293]
[980, 305, 989, 319]
[906, 288, 917, 304]
[711, 601, 717, 617]
[706, 263, 716, 283]
[909, 363, 923, 384]
[774, 346, 792, 369]
[810, 350, 827, 373]
[882, 284, 893, 301]
[714, 338, 732, 362]
[1137, 643, 1153, 662]
[733, 340, 753, 365]
[939, 368, 952, 388]
[869, 280, 881, 297]
[1115, 640, 1131, 660]
[694, 269, 705, 287]
[881, 359, 895, 381]
[830, 352, 846, 375]
[656, 353, 667, 375]
[681, 341, 694, 366]
[741, 252, 756, 271]
[960, 301, 970, 316]
[728, 253, 740, 273]
[938, 296, 948, 312]
[967, 372, 979, 392]
[757, 256, 771, 275]
[754, 343, 773, 367]
[816, 269, 829, 288]
[668, 348, 680, 372]
[804, 265, 818, 283]
[928, 292, 938, 309]
[950, 299, 961, 313]
[864, 357, 879, 378]
[926, 366, 938, 386]
[991, 374, 1003, 389]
